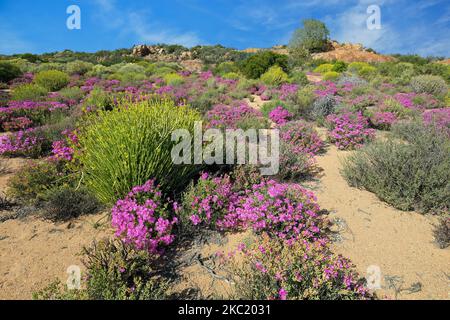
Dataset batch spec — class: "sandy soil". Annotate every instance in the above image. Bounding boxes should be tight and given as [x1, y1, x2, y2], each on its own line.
[0, 157, 112, 300]
[311, 138, 449, 300]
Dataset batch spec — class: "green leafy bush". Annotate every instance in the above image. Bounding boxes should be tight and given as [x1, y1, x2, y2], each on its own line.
[322, 71, 340, 81]
[43, 186, 102, 222]
[7, 160, 75, 204]
[227, 234, 372, 300]
[214, 61, 239, 75]
[33, 239, 170, 300]
[332, 61, 347, 72]
[358, 66, 377, 79]
[0, 61, 22, 83]
[289, 19, 330, 53]
[222, 72, 240, 80]
[342, 122, 450, 214]
[11, 83, 48, 101]
[239, 51, 288, 79]
[65, 60, 94, 75]
[410, 75, 448, 97]
[34, 70, 70, 91]
[314, 63, 333, 74]
[260, 65, 289, 85]
[163, 73, 184, 86]
[76, 98, 202, 204]
[289, 70, 309, 86]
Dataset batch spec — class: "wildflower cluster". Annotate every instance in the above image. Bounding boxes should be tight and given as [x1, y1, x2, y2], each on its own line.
[111, 180, 178, 254]
[326, 112, 375, 150]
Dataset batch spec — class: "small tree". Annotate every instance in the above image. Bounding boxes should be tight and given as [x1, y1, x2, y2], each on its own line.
[289, 19, 330, 54]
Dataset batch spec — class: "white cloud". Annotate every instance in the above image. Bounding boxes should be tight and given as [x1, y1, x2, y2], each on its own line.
[93, 0, 202, 47]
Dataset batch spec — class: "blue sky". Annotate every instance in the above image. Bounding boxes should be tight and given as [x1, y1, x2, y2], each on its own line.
[0, 0, 449, 57]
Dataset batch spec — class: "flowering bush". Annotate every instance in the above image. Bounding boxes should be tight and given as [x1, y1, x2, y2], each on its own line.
[0, 128, 43, 157]
[269, 106, 292, 125]
[326, 112, 375, 150]
[206, 103, 264, 129]
[370, 111, 398, 130]
[279, 120, 324, 155]
[226, 180, 326, 243]
[111, 180, 178, 254]
[423, 108, 450, 135]
[181, 173, 240, 229]
[182, 175, 326, 244]
[225, 234, 372, 300]
[0, 100, 68, 131]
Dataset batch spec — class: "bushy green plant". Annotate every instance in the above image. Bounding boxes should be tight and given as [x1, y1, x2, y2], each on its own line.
[34, 239, 170, 300]
[311, 95, 338, 119]
[420, 63, 450, 82]
[410, 75, 448, 97]
[239, 51, 288, 79]
[58, 86, 85, 103]
[260, 65, 289, 85]
[214, 61, 239, 75]
[342, 122, 450, 214]
[348, 62, 371, 74]
[163, 73, 184, 86]
[11, 83, 48, 101]
[314, 63, 334, 73]
[76, 98, 202, 204]
[322, 71, 340, 81]
[332, 61, 347, 72]
[289, 19, 330, 53]
[43, 186, 102, 222]
[289, 70, 309, 86]
[82, 88, 116, 111]
[65, 60, 94, 75]
[0, 61, 22, 83]
[260, 100, 289, 117]
[34, 70, 70, 91]
[358, 66, 377, 79]
[222, 72, 240, 80]
[7, 160, 75, 204]
[227, 234, 372, 300]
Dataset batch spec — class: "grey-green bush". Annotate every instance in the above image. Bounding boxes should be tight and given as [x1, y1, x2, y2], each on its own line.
[410, 75, 448, 97]
[342, 122, 450, 214]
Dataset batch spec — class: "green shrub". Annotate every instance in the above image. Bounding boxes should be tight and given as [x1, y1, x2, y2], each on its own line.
[311, 95, 337, 119]
[214, 61, 239, 75]
[11, 83, 48, 101]
[58, 86, 84, 103]
[222, 72, 240, 80]
[65, 60, 94, 75]
[289, 19, 330, 53]
[289, 70, 309, 86]
[82, 88, 117, 111]
[76, 98, 202, 204]
[358, 66, 377, 79]
[239, 51, 289, 79]
[314, 63, 333, 74]
[342, 122, 450, 214]
[34, 70, 70, 91]
[322, 71, 340, 81]
[291, 85, 315, 117]
[433, 218, 449, 249]
[43, 186, 102, 222]
[7, 160, 75, 204]
[260, 65, 289, 85]
[420, 63, 450, 82]
[0, 61, 22, 83]
[410, 75, 448, 97]
[33, 239, 170, 300]
[260, 100, 289, 117]
[163, 73, 184, 86]
[332, 61, 347, 72]
[227, 234, 371, 300]
[348, 62, 371, 73]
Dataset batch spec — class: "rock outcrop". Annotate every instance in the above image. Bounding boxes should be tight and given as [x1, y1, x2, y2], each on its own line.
[312, 41, 395, 63]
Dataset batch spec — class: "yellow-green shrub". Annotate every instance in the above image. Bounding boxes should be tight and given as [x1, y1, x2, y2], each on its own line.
[34, 70, 70, 91]
[314, 63, 334, 74]
[11, 83, 48, 101]
[222, 72, 240, 80]
[358, 66, 377, 79]
[163, 73, 184, 86]
[75, 98, 202, 204]
[348, 62, 371, 73]
[322, 71, 340, 81]
[260, 66, 289, 86]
